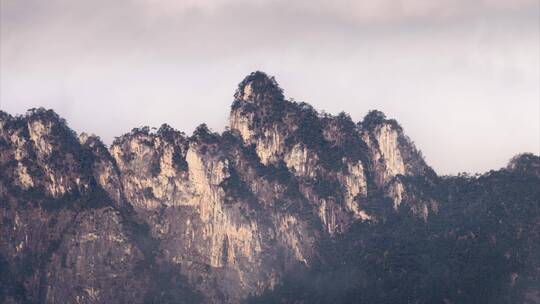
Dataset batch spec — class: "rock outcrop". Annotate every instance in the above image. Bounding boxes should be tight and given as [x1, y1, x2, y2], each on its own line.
[0, 72, 538, 304]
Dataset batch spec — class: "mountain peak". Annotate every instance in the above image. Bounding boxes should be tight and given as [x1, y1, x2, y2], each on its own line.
[360, 109, 401, 131]
[234, 71, 284, 103]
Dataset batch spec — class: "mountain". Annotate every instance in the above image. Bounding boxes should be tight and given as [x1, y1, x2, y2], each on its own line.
[0, 71, 538, 304]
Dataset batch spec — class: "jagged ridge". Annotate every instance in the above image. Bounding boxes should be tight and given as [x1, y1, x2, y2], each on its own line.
[0, 72, 538, 304]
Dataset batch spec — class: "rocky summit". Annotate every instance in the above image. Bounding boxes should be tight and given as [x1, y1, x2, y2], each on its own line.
[0, 72, 538, 304]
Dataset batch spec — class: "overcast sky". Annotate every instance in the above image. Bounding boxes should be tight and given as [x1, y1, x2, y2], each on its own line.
[1, 0, 538, 175]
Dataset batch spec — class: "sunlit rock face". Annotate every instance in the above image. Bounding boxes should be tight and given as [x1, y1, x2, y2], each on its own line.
[0, 110, 92, 199]
[228, 72, 435, 231]
[0, 74, 436, 303]
[357, 109, 437, 217]
[3, 72, 535, 304]
[0, 110, 151, 304]
[105, 121, 319, 302]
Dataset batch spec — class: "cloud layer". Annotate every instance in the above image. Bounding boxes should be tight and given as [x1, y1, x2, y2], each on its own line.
[1, 0, 538, 174]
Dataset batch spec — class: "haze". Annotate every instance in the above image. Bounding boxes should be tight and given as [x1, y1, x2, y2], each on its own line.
[1, 0, 538, 175]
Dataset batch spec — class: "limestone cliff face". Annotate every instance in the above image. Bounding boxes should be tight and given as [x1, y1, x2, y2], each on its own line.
[0, 72, 451, 303]
[229, 72, 434, 230]
[0, 110, 91, 199]
[106, 122, 317, 302]
[358, 110, 437, 217]
[0, 110, 150, 304]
